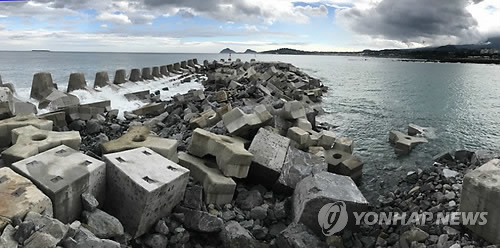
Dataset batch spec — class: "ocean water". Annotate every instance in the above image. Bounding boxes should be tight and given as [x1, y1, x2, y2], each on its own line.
[1, 51, 499, 201]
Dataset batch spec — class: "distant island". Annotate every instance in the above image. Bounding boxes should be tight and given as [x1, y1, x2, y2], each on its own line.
[220, 48, 236, 54]
[32, 50, 51, 52]
[244, 49, 257, 54]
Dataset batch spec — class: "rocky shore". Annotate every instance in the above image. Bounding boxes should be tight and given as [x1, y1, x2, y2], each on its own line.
[0, 59, 499, 248]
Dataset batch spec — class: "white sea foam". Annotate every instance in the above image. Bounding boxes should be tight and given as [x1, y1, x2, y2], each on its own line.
[12, 74, 205, 119]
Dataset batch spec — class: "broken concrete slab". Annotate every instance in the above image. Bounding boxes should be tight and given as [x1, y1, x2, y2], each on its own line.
[94, 72, 110, 88]
[248, 128, 291, 186]
[408, 123, 427, 136]
[0, 114, 53, 148]
[124, 90, 150, 101]
[178, 152, 236, 205]
[188, 128, 253, 178]
[293, 172, 368, 236]
[67, 73, 88, 93]
[389, 131, 428, 155]
[101, 126, 178, 162]
[113, 69, 127, 85]
[103, 147, 189, 238]
[460, 159, 500, 244]
[222, 105, 272, 137]
[2, 125, 81, 165]
[276, 146, 327, 193]
[0, 167, 53, 231]
[129, 69, 142, 82]
[11, 145, 106, 223]
[30, 72, 55, 101]
[38, 89, 80, 110]
[333, 137, 354, 154]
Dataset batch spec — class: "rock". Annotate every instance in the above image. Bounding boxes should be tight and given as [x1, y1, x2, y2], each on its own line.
[400, 227, 429, 248]
[69, 120, 86, 131]
[235, 190, 263, 210]
[75, 237, 121, 248]
[220, 221, 259, 248]
[250, 206, 268, 220]
[81, 193, 99, 212]
[442, 169, 459, 178]
[433, 152, 454, 163]
[0, 225, 18, 248]
[144, 234, 168, 248]
[183, 185, 203, 210]
[24, 211, 68, 242]
[86, 119, 102, 134]
[154, 219, 170, 235]
[14, 221, 35, 244]
[23, 232, 58, 248]
[183, 210, 224, 233]
[82, 209, 124, 239]
[276, 223, 327, 248]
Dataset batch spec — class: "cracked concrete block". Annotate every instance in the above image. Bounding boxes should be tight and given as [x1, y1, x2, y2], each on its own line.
[129, 69, 142, 82]
[408, 123, 427, 136]
[94, 71, 110, 88]
[178, 152, 236, 205]
[333, 137, 354, 154]
[30, 72, 55, 101]
[280, 101, 306, 120]
[0, 114, 53, 148]
[287, 127, 311, 150]
[389, 131, 428, 155]
[0, 167, 53, 231]
[11, 145, 106, 223]
[142, 67, 153, 80]
[101, 126, 178, 162]
[67, 73, 88, 93]
[103, 147, 189, 238]
[276, 146, 327, 193]
[222, 105, 272, 137]
[188, 128, 253, 178]
[293, 172, 368, 236]
[248, 128, 290, 186]
[460, 159, 500, 244]
[2, 125, 81, 165]
[113, 69, 127, 85]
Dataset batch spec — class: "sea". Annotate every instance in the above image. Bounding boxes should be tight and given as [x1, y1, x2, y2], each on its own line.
[1, 51, 499, 202]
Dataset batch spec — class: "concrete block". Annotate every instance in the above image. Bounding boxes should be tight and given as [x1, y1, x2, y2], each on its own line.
[152, 66, 162, 78]
[124, 90, 150, 101]
[129, 69, 142, 82]
[408, 123, 427, 136]
[38, 111, 67, 129]
[333, 137, 354, 154]
[178, 152, 236, 205]
[101, 126, 178, 162]
[222, 105, 272, 137]
[293, 172, 368, 236]
[103, 147, 189, 237]
[294, 118, 312, 131]
[188, 128, 253, 178]
[67, 73, 87, 93]
[280, 101, 306, 120]
[460, 159, 500, 244]
[0, 167, 53, 231]
[248, 128, 290, 186]
[11, 145, 106, 223]
[167, 64, 181, 74]
[0, 102, 12, 120]
[318, 130, 336, 149]
[216, 90, 228, 102]
[38, 89, 80, 110]
[2, 125, 80, 164]
[94, 71, 110, 88]
[389, 131, 427, 155]
[287, 127, 311, 150]
[173, 89, 205, 103]
[10, 97, 38, 116]
[30, 72, 55, 101]
[142, 67, 153, 80]
[0, 114, 53, 148]
[0, 87, 12, 102]
[132, 102, 166, 116]
[328, 152, 363, 181]
[113, 69, 127, 85]
[325, 149, 351, 173]
[308, 146, 326, 157]
[189, 109, 220, 129]
[160, 65, 170, 76]
[63, 101, 110, 121]
[276, 146, 327, 193]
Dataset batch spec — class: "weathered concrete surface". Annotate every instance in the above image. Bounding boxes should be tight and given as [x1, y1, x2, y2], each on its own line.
[132, 102, 166, 116]
[2, 125, 81, 165]
[173, 89, 205, 103]
[332, 137, 354, 154]
[142, 67, 153, 80]
[124, 90, 150, 101]
[188, 128, 253, 178]
[389, 131, 428, 155]
[63, 101, 110, 122]
[408, 123, 427, 136]
[94, 71, 110, 88]
[101, 126, 178, 162]
[30, 72, 55, 101]
[222, 105, 272, 137]
[38, 89, 80, 110]
[276, 146, 327, 193]
[38, 111, 67, 130]
[318, 130, 336, 149]
[0, 167, 53, 231]
[129, 69, 142, 82]
[67, 73, 88, 93]
[329, 153, 364, 181]
[325, 149, 351, 173]
[113, 69, 127, 85]
[0, 114, 53, 148]
[248, 128, 290, 186]
[178, 152, 236, 205]
[293, 172, 368, 236]
[287, 127, 311, 150]
[0, 87, 12, 102]
[460, 159, 500, 244]
[103, 147, 189, 238]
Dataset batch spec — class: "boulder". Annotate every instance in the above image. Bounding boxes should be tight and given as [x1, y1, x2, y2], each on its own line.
[0, 224, 18, 247]
[220, 221, 259, 248]
[82, 209, 124, 239]
[222, 105, 272, 137]
[183, 210, 224, 233]
[67, 73, 87, 93]
[23, 232, 59, 248]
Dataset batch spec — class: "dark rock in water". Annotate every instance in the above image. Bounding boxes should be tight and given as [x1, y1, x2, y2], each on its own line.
[454, 150, 474, 164]
[14, 221, 35, 244]
[276, 223, 327, 248]
[144, 233, 168, 248]
[81, 193, 99, 212]
[433, 151, 454, 163]
[69, 120, 86, 131]
[183, 185, 203, 210]
[82, 209, 124, 239]
[235, 190, 263, 210]
[183, 210, 223, 233]
[219, 221, 260, 248]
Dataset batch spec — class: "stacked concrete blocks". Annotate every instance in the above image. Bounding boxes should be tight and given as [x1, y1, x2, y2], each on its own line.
[222, 105, 272, 137]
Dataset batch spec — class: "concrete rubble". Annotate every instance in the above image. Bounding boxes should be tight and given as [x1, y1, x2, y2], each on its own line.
[389, 130, 428, 155]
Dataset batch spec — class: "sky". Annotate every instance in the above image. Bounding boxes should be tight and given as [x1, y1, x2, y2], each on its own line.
[0, 0, 498, 53]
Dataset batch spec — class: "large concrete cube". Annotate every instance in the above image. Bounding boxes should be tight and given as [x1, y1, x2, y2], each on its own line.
[178, 152, 236, 205]
[101, 126, 178, 162]
[222, 105, 272, 137]
[2, 125, 81, 165]
[11, 145, 106, 223]
[460, 159, 500, 244]
[103, 147, 189, 238]
[188, 128, 253, 178]
[0, 167, 53, 231]
[293, 172, 368, 236]
[0, 113, 53, 148]
[248, 128, 290, 186]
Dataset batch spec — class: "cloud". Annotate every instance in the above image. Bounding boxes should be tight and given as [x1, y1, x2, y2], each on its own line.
[295, 5, 329, 17]
[337, 0, 486, 46]
[96, 12, 132, 24]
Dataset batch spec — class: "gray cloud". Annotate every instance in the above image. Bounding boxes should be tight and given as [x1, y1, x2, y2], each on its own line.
[337, 0, 484, 45]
